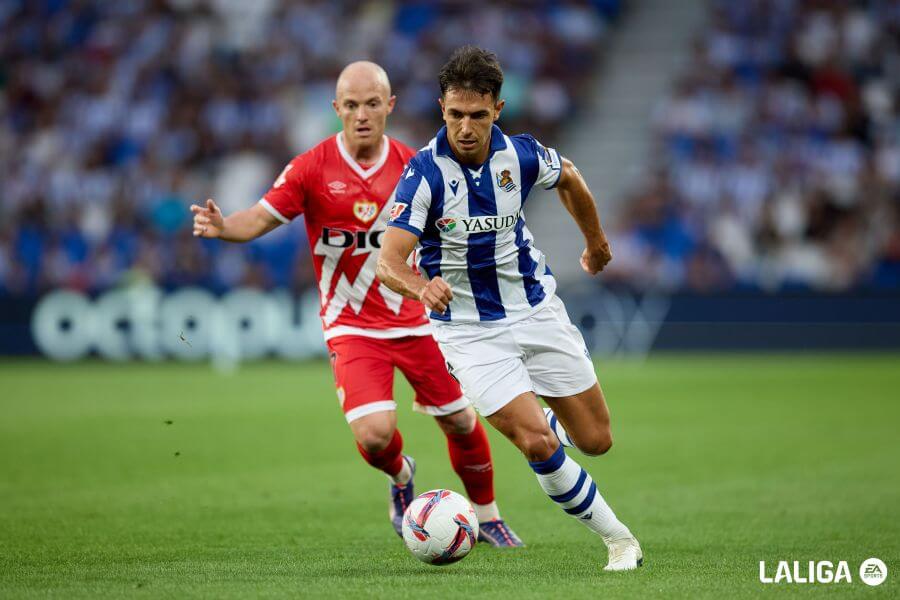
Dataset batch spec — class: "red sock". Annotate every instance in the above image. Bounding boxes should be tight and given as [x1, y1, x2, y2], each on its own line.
[445, 419, 495, 505]
[357, 429, 404, 477]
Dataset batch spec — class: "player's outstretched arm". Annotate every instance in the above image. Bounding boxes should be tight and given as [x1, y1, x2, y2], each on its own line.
[555, 158, 612, 275]
[190, 199, 281, 242]
[377, 227, 453, 314]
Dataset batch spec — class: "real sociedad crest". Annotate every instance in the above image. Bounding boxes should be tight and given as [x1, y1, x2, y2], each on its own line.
[353, 200, 378, 224]
[496, 169, 516, 192]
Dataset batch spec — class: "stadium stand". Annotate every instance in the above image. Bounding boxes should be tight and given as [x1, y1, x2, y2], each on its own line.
[607, 0, 900, 292]
[0, 0, 621, 296]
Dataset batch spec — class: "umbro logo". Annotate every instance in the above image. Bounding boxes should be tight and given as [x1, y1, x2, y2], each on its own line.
[328, 180, 346, 194]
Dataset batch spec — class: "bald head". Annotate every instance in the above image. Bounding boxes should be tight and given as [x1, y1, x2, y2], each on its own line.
[335, 61, 391, 100]
[333, 61, 396, 152]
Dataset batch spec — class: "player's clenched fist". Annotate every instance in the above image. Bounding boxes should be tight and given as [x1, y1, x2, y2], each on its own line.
[190, 199, 225, 238]
[419, 276, 453, 314]
[580, 242, 612, 275]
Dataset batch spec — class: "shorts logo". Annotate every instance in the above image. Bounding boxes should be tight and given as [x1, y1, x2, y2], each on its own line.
[496, 169, 516, 192]
[389, 203, 408, 220]
[353, 200, 378, 224]
[436, 217, 457, 233]
[336, 386, 345, 407]
[328, 180, 347, 194]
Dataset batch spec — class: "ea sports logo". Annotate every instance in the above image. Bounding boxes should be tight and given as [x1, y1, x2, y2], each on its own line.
[436, 217, 457, 233]
[859, 558, 887, 586]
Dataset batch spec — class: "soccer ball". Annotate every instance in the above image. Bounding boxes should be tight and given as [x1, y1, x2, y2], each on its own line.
[401, 489, 479, 565]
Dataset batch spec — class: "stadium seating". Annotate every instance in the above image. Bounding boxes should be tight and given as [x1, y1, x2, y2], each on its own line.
[0, 0, 621, 296]
[608, 0, 900, 292]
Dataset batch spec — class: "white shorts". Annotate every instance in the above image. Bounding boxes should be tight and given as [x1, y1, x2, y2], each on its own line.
[432, 296, 598, 416]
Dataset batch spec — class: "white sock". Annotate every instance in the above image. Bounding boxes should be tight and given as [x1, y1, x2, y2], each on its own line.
[528, 446, 631, 544]
[390, 458, 412, 486]
[472, 501, 500, 523]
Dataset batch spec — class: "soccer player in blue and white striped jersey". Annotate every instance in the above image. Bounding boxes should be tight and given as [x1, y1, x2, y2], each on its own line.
[377, 46, 642, 571]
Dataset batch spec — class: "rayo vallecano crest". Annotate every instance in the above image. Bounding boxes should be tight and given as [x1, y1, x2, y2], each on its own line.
[353, 200, 378, 224]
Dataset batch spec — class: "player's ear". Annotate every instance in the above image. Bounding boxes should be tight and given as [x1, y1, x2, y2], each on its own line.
[386, 95, 396, 114]
[438, 97, 446, 118]
[332, 99, 340, 117]
[493, 98, 505, 122]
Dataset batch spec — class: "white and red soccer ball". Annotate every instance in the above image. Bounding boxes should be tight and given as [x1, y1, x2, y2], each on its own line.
[401, 489, 478, 565]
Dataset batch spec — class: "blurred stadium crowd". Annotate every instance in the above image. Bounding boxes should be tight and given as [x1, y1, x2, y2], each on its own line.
[0, 0, 618, 297]
[609, 0, 900, 292]
[2, 0, 898, 298]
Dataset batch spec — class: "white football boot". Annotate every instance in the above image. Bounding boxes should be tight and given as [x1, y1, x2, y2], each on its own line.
[604, 536, 643, 571]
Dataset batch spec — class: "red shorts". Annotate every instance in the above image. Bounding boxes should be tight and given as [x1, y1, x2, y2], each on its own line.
[326, 335, 468, 423]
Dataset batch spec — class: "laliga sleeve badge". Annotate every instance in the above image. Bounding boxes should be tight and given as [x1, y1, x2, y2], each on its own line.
[389, 203, 408, 220]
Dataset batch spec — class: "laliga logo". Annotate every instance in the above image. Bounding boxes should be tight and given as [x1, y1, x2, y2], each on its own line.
[758, 558, 887, 586]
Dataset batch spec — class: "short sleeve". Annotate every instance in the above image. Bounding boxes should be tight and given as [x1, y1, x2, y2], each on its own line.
[531, 138, 563, 190]
[387, 157, 432, 238]
[259, 155, 308, 223]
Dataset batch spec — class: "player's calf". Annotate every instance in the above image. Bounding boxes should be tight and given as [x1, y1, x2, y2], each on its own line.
[489, 393, 640, 567]
[418, 409, 528, 549]
[349, 413, 417, 537]
[434, 410, 497, 511]
[350, 411, 411, 484]
[543, 407, 575, 449]
[544, 384, 614, 456]
[487, 397, 559, 462]
[435, 408, 525, 547]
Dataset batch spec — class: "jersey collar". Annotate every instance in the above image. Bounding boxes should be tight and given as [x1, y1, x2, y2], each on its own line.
[336, 132, 391, 180]
[435, 124, 507, 164]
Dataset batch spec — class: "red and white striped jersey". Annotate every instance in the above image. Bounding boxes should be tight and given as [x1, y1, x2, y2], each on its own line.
[259, 133, 430, 341]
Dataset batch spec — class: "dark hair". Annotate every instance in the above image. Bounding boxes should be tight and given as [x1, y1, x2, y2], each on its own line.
[438, 46, 504, 100]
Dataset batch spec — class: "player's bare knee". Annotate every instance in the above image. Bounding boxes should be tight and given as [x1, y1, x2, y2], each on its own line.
[354, 423, 395, 454]
[517, 429, 559, 462]
[576, 429, 613, 456]
[435, 408, 476, 435]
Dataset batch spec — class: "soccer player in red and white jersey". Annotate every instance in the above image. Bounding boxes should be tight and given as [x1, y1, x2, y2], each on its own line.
[190, 61, 522, 546]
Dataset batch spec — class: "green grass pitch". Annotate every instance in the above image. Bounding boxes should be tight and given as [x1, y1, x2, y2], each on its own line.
[1, 354, 898, 598]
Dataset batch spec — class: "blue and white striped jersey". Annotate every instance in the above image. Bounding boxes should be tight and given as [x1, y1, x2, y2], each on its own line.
[388, 124, 563, 324]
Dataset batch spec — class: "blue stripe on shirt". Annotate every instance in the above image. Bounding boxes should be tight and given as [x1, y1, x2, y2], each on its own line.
[510, 136, 545, 307]
[419, 156, 449, 321]
[463, 159, 505, 321]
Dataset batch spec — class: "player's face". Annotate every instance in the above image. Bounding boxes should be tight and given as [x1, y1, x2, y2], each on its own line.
[440, 89, 504, 165]
[333, 87, 395, 148]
